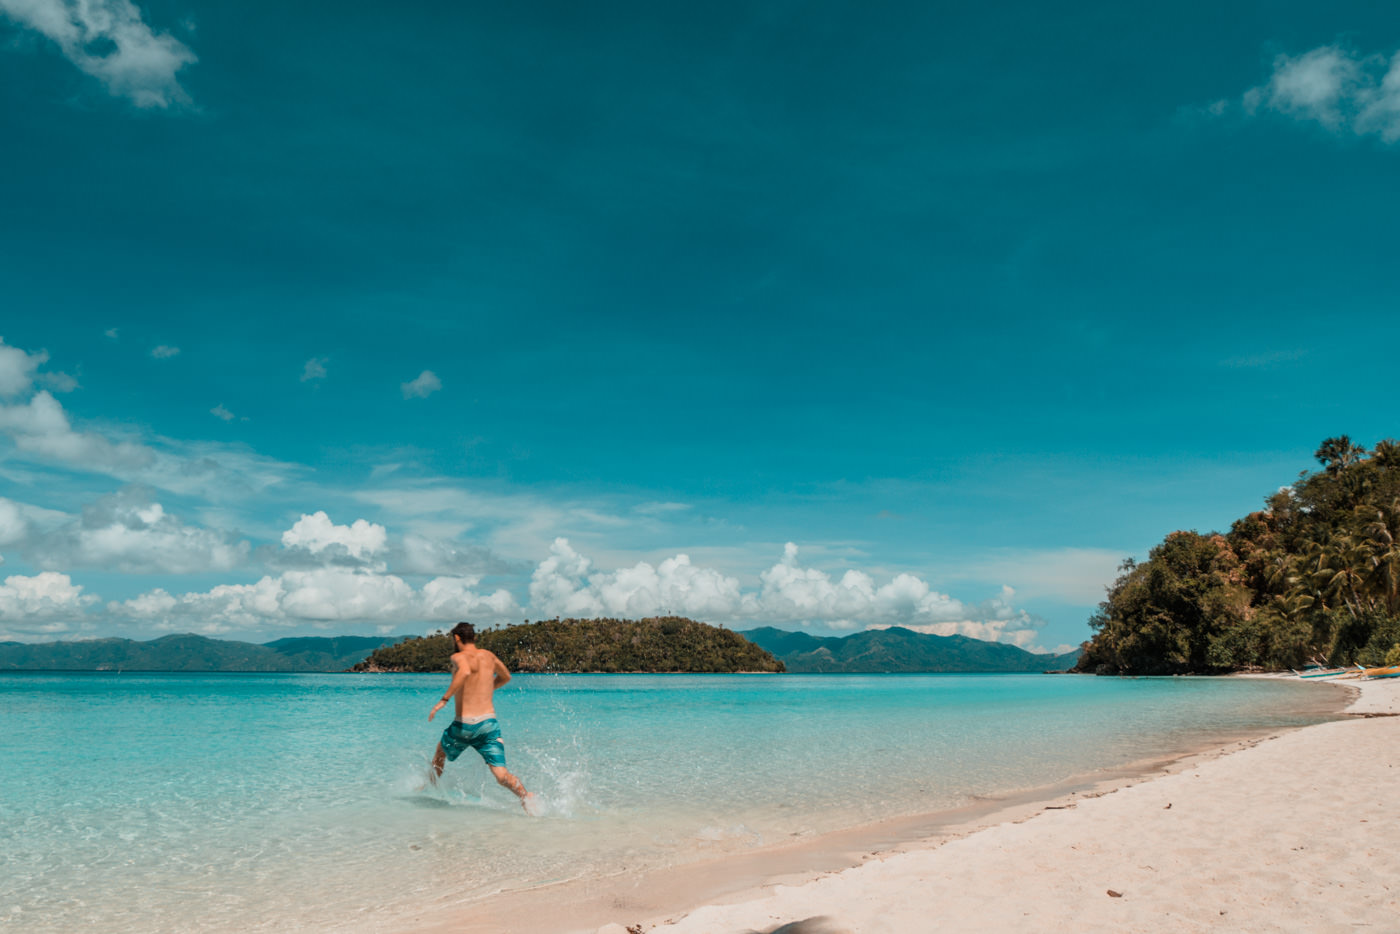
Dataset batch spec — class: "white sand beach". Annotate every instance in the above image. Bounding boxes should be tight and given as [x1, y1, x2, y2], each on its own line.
[585, 676, 1399, 934]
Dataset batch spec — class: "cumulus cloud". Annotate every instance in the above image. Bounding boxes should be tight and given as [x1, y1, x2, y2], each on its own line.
[524, 539, 1048, 646]
[0, 571, 97, 637]
[419, 576, 520, 619]
[114, 568, 519, 633]
[112, 510, 521, 631]
[401, 370, 442, 399]
[210, 404, 235, 422]
[869, 586, 1045, 648]
[0, 390, 154, 470]
[0, 497, 34, 546]
[301, 357, 328, 382]
[739, 542, 968, 629]
[1240, 44, 1400, 142]
[91, 525, 1047, 646]
[0, 0, 196, 108]
[0, 338, 48, 396]
[281, 511, 387, 562]
[27, 487, 249, 574]
[529, 538, 743, 619]
[150, 344, 180, 359]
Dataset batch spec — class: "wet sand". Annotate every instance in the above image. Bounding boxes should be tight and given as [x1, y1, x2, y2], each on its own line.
[591, 675, 1398, 934]
[394, 675, 1379, 934]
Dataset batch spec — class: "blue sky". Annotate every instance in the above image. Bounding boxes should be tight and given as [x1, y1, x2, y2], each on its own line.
[2, 0, 1399, 651]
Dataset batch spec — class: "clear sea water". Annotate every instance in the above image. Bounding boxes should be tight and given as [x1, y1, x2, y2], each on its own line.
[0, 672, 1341, 932]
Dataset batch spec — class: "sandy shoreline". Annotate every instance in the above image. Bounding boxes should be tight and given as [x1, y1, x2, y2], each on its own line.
[393, 675, 1396, 934]
[564, 675, 1395, 934]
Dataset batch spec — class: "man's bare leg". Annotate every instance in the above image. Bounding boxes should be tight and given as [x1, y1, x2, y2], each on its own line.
[490, 765, 537, 813]
[428, 742, 446, 785]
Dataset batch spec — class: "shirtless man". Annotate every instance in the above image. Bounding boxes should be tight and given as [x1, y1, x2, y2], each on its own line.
[428, 621, 536, 813]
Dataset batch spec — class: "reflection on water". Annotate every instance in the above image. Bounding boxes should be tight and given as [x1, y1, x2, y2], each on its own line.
[0, 672, 1342, 932]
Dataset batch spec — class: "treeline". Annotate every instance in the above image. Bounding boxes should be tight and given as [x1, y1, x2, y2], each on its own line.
[351, 616, 786, 673]
[1077, 436, 1400, 675]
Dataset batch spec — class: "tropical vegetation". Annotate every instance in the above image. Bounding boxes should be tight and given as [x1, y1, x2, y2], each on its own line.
[352, 616, 785, 673]
[1076, 436, 1400, 674]
[742, 626, 1080, 673]
[0, 634, 399, 671]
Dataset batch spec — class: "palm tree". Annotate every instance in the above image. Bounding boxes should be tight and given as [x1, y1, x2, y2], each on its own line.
[1355, 498, 1400, 616]
[1315, 435, 1366, 474]
[1371, 439, 1400, 470]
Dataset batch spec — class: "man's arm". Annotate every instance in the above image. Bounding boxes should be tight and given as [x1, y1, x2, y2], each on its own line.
[429, 655, 469, 720]
[492, 654, 512, 688]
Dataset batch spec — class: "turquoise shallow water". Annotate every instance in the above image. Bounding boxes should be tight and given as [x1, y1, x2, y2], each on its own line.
[0, 672, 1341, 932]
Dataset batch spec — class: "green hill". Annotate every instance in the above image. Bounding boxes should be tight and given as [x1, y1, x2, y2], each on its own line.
[0, 634, 400, 671]
[740, 626, 1080, 673]
[1077, 436, 1400, 675]
[354, 616, 785, 673]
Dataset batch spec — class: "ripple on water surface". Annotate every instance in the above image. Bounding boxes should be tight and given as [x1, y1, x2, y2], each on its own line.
[0, 671, 1343, 931]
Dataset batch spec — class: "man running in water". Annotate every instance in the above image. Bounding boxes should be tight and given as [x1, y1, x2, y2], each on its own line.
[428, 622, 537, 813]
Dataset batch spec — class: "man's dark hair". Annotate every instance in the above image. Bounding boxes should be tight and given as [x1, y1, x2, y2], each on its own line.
[450, 621, 476, 644]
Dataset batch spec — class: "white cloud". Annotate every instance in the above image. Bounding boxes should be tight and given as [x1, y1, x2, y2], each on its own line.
[420, 576, 519, 619]
[28, 488, 249, 574]
[0, 496, 69, 548]
[869, 586, 1045, 647]
[529, 537, 743, 619]
[88, 527, 1052, 646]
[1241, 44, 1400, 142]
[401, 370, 442, 399]
[0, 0, 196, 108]
[351, 482, 649, 562]
[150, 344, 180, 359]
[0, 340, 296, 500]
[115, 567, 519, 632]
[739, 542, 968, 629]
[0, 338, 48, 396]
[522, 539, 1047, 645]
[37, 370, 78, 392]
[281, 511, 387, 561]
[277, 568, 415, 621]
[0, 497, 31, 546]
[395, 534, 504, 577]
[0, 390, 154, 470]
[104, 327, 119, 339]
[210, 404, 235, 422]
[301, 357, 328, 382]
[0, 571, 97, 637]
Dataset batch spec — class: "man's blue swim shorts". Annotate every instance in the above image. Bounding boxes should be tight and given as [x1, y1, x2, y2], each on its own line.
[439, 717, 507, 768]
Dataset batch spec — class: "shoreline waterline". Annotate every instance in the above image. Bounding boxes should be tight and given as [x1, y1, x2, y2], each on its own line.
[407, 677, 1355, 934]
[0, 672, 1350, 933]
[617, 676, 1393, 934]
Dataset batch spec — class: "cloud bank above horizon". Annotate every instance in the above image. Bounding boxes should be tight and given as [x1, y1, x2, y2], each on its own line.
[0, 336, 1079, 650]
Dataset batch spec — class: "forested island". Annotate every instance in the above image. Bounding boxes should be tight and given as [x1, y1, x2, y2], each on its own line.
[1077, 436, 1400, 675]
[0, 634, 400, 672]
[741, 626, 1080, 672]
[352, 616, 786, 673]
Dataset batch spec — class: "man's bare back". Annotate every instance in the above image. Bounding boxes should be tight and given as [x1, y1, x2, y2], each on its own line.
[426, 622, 536, 813]
[440, 645, 511, 719]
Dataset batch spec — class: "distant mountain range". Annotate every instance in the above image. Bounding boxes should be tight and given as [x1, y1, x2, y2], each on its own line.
[0, 626, 1080, 673]
[739, 626, 1081, 673]
[0, 634, 401, 672]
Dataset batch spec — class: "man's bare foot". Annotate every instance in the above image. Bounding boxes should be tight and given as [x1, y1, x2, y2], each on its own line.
[521, 793, 542, 816]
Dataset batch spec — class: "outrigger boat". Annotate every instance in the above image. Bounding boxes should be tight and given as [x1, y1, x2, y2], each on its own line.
[1361, 665, 1400, 680]
[1292, 666, 1352, 679]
